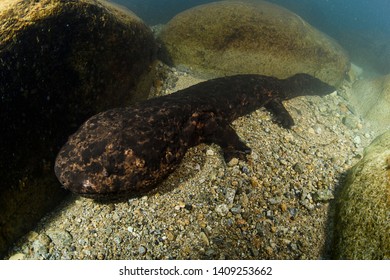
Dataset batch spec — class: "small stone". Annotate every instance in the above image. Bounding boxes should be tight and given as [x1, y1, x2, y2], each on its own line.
[184, 204, 193, 211]
[318, 105, 327, 113]
[215, 204, 229, 216]
[32, 234, 51, 259]
[256, 223, 266, 237]
[46, 229, 73, 247]
[26, 231, 39, 242]
[113, 236, 122, 245]
[268, 197, 281, 205]
[353, 135, 361, 145]
[265, 246, 274, 255]
[105, 227, 113, 235]
[231, 180, 239, 187]
[199, 232, 210, 246]
[312, 189, 334, 202]
[138, 245, 147, 256]
[227, 158, 239, 166]
[289, 208, 298, 219]
[112, 213, 120, 222]
[206, 149, 215, 156]
[166, 232, 175, 241]
[289, 242, 299, 252]
[284, 133, 295, 142]
[205, 249, 215, 257]
[212, 236, 225, 245]
[279, 158, 288, 165]
[9, 253, 25, 260]
[313, 125, 322, 134]
[230, 205, 242, 214]
[127, 226, 134, 233]
[266, 210, 273, 219]
[342, 115, 359, 130]
[251, 247, 260, 257]
[225, 187, 236, 206]
[236, 218, 247, 227]
[301, 199, 315, 211]
[97, 252, 105, 260]
[250, 176, 260, 188]
[293, 162, 305, 173]
[240, 193, 249, 207]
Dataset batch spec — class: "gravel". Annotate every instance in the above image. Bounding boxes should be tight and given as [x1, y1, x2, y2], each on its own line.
[6, 64, 377, 260]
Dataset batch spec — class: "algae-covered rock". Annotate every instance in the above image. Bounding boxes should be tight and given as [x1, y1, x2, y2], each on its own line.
[0, 0, 156, 257]
[333, 131, 390, 259]
[350, 74, 390, 133]
[159, 0, 350, 87]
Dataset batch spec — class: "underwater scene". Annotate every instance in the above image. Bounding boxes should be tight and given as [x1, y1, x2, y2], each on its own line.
[1, 0, 389, 260]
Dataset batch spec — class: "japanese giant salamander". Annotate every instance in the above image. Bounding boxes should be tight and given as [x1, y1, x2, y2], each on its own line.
[55, 74, 335, 199]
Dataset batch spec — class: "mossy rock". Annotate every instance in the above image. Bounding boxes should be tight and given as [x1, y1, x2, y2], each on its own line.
[0, 0, 156, 257]
[333, 131, 390, 259]
[159, 0, 350, 87]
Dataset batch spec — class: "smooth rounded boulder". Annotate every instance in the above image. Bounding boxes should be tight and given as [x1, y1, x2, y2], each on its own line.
[349, 74, 390, 133]
[0, 0, 156, 257]
[159, 0, 350, 87]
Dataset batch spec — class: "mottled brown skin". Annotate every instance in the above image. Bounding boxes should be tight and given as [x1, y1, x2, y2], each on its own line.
[55, 74, 335, 199]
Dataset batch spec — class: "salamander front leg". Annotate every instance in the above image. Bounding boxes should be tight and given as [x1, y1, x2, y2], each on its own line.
[207, 122, 251, 162]
[265, 100, 295, 129]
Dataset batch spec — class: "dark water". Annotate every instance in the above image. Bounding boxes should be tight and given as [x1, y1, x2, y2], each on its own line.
[110, 0, 390, 75]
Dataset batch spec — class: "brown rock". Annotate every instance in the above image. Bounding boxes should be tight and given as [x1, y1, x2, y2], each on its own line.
[159, 0, 349, 86]
[0, 0, 156, 257]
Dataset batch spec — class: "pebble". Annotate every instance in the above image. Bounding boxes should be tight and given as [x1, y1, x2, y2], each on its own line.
[26, 231, 39, 242]
[230, 205, 242, 214]
[268, 197, 282, 205]
[342, 115, 359, 130]
[293, 162, 305, 174]
[199, 232, 210, 246]
[215, 204, 229, 216]
[227, 158, 239, 167]
[32, 234, 51, 259]
[225, 188, 236, 206]
[138, 245, 147, 256]
[353, 135, 362, 146]
[127, 226, 134, 233]
[312, 189, 334, 202]
[9, 253, 25, 260]
[313, 125, 322, 134]
[46, 230, 73, 247]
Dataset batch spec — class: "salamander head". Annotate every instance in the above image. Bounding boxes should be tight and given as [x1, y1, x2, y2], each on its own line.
[282, 73, 336, 99]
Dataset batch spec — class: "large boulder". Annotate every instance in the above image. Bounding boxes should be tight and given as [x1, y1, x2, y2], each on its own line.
[349, 74, 390, 133]
[333, 131, 390, 259]
[0, 0, 156, 257]
[158, 0, 350, 87]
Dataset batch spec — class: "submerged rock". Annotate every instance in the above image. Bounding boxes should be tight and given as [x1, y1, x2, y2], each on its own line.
[159, 0, 349, 86]
[0, 0, 156, 257]
[350, 74, 390, 133]
[333, 131, 390, 259]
